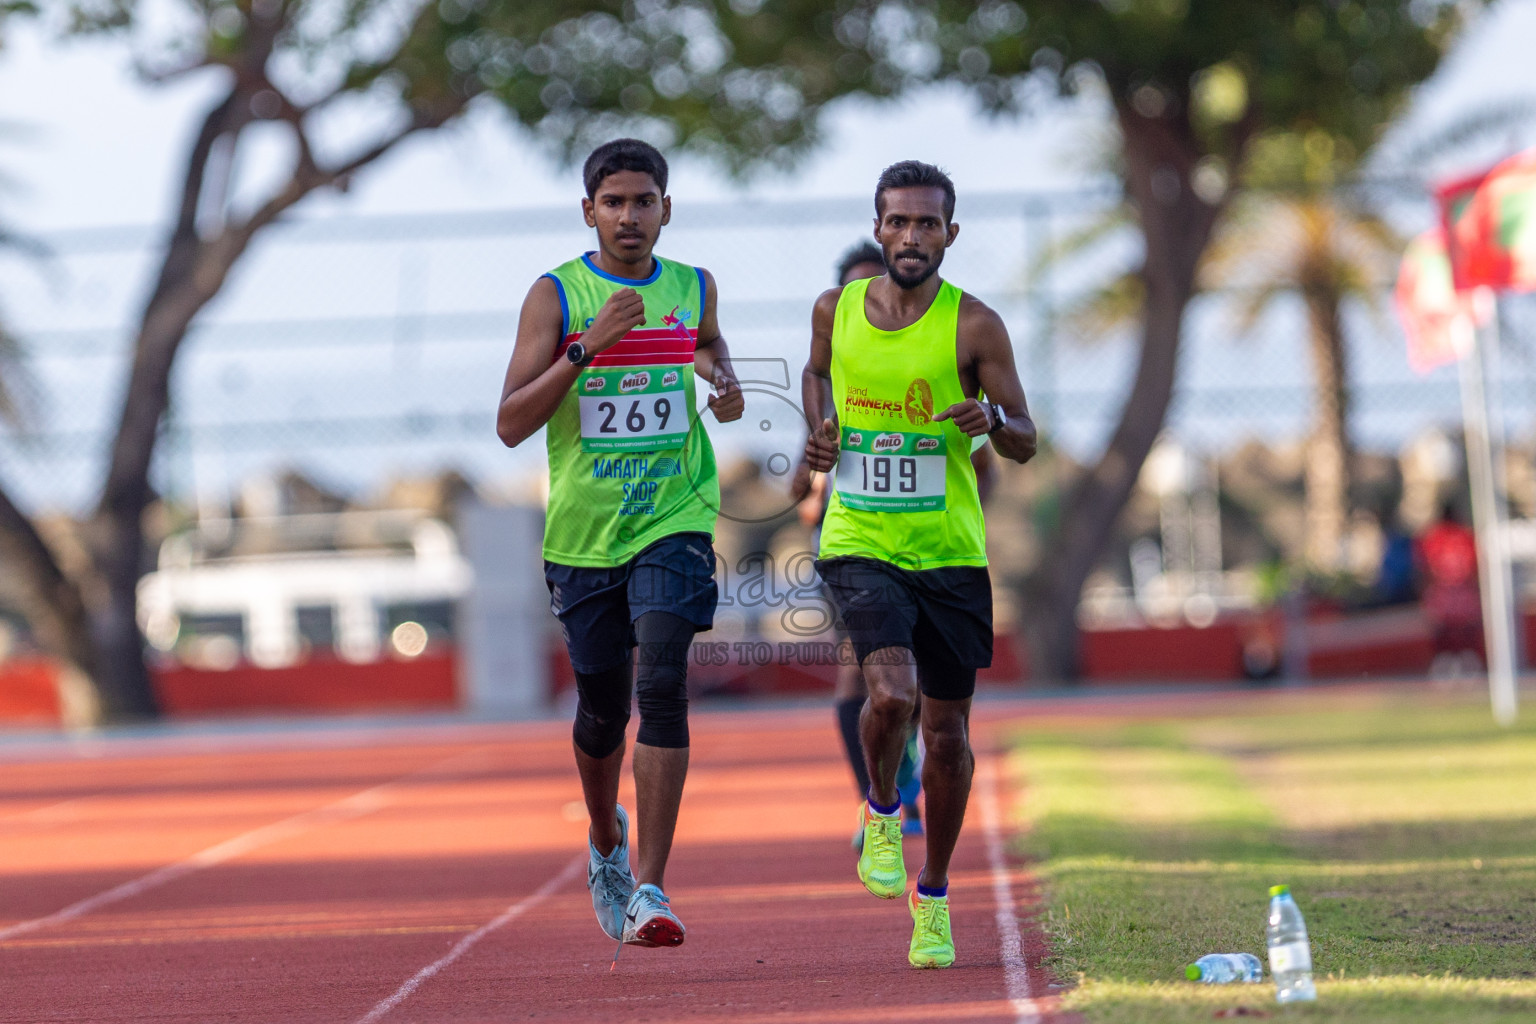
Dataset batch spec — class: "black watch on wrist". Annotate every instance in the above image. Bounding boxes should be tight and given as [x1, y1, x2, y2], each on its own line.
[987, 403, 1008, 434]
[564, 341, 592, 367]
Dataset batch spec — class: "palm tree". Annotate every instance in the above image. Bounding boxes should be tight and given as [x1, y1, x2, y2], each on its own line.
[1200, 135, 1402, 572]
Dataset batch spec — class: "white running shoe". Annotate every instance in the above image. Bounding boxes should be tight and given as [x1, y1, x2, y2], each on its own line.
[621, 883, 686, 947]
[587, 804, 636, 941]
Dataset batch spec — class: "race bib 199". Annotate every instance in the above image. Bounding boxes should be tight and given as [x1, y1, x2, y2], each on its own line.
[835, 427, 947, 512]
[577, 366, 690, 452]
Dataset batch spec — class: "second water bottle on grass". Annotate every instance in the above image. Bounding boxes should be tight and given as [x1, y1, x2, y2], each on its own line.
[1185, 952, 1263, 984]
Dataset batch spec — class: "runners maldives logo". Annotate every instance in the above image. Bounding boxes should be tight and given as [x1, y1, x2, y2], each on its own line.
[872, 433, 903, 453]
[904, 378, 934, 425]
[915, 437, 940, 453]
[583, 376, 606, 393]
[844, 385, 902, 418]
[619, 371, 651, 393]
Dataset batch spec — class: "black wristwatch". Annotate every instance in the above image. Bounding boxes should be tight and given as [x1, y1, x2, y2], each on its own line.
[565, 341, 592, 367]
[987, 403, 1008, 434]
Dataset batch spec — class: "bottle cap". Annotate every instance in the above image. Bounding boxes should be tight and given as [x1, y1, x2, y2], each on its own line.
[1185, 963, 1202, 981]
[1269, 884, 1290, 897]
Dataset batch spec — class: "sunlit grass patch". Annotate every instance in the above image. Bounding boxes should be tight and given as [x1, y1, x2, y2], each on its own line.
[1063, 976, 1536, 1024]
[1007, 690, 1536, 1022]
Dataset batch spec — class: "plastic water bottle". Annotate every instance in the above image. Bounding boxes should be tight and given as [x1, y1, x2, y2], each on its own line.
[1266, 885, 1317, 1003]
[1185, 953, 1263, 984]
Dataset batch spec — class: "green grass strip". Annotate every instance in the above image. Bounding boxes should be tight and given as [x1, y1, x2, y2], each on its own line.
[1007, 692, 1536, 1023]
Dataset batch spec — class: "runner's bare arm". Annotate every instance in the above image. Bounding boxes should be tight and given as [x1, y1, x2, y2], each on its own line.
[792, 287, 843, 499]
[693, 268, 743, 423]
[496, 277, 645, 448]
[934, 296, 1037, 464]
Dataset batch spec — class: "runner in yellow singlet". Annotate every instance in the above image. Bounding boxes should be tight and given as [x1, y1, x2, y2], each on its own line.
[795, 161, 1037, 968]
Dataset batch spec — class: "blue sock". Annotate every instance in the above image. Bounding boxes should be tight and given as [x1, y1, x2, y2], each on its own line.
[916, 881, 947, 899]
[867, 792, 901, 816]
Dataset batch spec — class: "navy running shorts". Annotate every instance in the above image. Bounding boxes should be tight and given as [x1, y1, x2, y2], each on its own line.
[545, 531, 718, 674]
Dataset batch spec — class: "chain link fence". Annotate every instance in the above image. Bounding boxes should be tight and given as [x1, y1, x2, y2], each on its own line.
[5, 184, 1535, 636]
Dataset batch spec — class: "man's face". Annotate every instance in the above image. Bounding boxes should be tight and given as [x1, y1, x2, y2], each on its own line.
[583, 170, 670, 264]
[873, 186, 958, 290]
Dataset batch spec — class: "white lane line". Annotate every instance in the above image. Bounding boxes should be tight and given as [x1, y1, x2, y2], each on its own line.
[0, 749, 488, 943]
[354, 853, 585, 1024]
[978, 753, 1042, 1024]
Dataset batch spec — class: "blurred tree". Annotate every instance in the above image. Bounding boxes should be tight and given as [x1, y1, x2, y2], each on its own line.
[0, 0, 926, 720]
[1202, 135, 1402, 574]
[907, 0, 1474, 679]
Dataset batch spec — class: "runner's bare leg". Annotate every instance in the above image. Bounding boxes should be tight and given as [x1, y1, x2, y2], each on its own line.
[633, 743, 688, 889]
[914, 694, 973, 889]
[860, 646, 918, 807]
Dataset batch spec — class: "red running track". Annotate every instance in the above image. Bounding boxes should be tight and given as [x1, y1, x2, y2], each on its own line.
[0, 705, 1059, 1023]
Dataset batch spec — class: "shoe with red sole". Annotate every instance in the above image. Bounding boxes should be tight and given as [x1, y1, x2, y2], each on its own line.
[621, 883, 686, 947]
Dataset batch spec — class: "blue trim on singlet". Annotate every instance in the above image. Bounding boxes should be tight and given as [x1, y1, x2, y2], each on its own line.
[542, 273, 569, 337]
[580, 251, 663, 287]
[694, 266, 707, 315]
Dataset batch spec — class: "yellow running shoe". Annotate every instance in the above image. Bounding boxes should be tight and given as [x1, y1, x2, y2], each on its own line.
[856, 803, 906, 899]
[908, 889, 955, 968]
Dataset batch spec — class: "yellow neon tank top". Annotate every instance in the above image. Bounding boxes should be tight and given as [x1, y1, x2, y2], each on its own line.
[818, 276, 987, 569]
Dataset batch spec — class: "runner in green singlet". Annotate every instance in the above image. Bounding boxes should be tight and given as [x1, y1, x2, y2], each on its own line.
[497, 139, 743, 952]
[796, 161, 1037, 968]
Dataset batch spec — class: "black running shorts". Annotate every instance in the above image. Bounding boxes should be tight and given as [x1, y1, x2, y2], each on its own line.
[815, 556, 992, 700]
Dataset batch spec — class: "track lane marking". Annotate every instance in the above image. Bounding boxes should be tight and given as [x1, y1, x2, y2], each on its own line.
[353, 853, 585, 1024]
[0, 748, 490, 942]
[978, 753, 1043, 1024]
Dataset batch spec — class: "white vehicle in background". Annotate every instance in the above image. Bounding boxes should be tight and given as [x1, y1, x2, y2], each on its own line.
[136, 502, 552, 717]
[138, 510, 472, 669]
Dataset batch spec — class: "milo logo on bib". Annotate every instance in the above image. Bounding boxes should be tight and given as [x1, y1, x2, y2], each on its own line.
[619, 371, 651, 393]
[836, 426, 948, 512]
[584, 376, 606, 393]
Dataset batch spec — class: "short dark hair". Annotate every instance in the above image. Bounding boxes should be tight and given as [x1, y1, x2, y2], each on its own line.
[583, 139, 668, 199]
[835, 241, 884, 284]
[874, 160, 956, 222]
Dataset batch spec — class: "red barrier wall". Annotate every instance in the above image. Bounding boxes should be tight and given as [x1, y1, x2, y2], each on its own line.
[153, 653, 458, 716]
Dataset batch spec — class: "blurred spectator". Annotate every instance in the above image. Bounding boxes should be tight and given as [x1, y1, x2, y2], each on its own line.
[1417, 501, 1483, 660]
[1370, 506, 1418, 607]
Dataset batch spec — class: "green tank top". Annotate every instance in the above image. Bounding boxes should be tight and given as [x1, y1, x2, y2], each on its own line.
[540, 253, 719, 567]
[819, 277, 987, 569]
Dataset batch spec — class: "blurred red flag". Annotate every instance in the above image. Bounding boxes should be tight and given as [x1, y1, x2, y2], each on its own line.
[1395, 229, 1473, 375]
[1437, 148, 1536, 292]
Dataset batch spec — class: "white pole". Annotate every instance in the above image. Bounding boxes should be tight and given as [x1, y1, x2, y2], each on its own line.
[1458, 289, 1518, 725]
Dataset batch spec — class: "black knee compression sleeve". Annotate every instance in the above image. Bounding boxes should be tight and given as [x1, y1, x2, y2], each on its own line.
[634, 611, 694, 748]
[572, 659, 632, 759]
